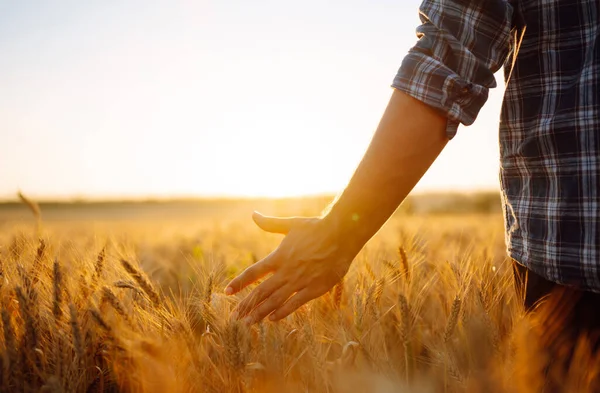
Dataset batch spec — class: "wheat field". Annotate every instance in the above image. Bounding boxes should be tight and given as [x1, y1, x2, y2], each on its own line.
[0, 199, 598, 393]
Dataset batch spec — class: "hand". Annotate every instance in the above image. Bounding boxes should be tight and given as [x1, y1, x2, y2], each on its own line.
[225, 212, 356, 325]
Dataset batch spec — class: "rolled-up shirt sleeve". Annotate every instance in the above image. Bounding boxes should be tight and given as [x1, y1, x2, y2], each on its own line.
[392, 0, 514, 138]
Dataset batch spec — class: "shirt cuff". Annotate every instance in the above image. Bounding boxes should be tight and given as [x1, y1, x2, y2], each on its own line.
[392, 51, 489, 139]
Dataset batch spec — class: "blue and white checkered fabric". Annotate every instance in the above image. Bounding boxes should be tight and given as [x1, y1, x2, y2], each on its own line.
[393, 0, 600, 291]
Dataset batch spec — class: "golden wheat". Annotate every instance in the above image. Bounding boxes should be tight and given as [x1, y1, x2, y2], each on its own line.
[0, 210, 598, 392]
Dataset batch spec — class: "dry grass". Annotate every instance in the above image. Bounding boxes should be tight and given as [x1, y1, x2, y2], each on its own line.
[0, 207, 599, 392]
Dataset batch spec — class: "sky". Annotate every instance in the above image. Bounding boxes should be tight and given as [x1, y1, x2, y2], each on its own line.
[0, 0, 506, 200]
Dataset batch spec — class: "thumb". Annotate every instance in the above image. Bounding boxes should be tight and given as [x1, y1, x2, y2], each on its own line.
[252, 212, 298, 234]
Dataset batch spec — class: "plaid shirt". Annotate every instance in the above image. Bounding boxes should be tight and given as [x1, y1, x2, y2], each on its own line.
[393, 0, 600, 291]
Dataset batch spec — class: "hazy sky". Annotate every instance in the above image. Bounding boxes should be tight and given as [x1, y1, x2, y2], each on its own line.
[0, 1, 506, 199]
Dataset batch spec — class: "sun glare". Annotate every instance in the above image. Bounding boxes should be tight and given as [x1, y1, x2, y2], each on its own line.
[0, 1, 502, 201]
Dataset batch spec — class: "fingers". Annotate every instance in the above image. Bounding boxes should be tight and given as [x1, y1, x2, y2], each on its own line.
[243, 285, 296, 325]
[252, 212, 297, 235]
[270, 288, 316, 321]
[233, 275, 285, 320]
[225, 254, 275, 295]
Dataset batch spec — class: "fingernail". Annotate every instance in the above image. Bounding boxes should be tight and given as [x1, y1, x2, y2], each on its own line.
[243, 316, 253, 325]
[231, 311, 238, 320]
[225, 287, 233, 295]
[269, 314, 276, 321]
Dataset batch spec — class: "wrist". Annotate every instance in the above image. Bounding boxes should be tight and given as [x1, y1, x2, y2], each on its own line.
[321, 208, 368, 257]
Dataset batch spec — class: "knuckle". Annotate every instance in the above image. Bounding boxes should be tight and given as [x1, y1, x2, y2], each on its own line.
[257, 303, 272, 318]
[254, 301, 276, 321]
[257, 296, 272, 310]
[288, 298, 302, 310]
[273, 293, 286, 305]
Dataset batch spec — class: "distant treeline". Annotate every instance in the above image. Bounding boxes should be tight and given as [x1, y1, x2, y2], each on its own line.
[399, 191, 502, 215]
[0, 192, 502, 222]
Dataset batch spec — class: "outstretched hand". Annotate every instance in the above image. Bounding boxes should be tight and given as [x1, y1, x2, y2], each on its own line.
[225, 212, 356, 325]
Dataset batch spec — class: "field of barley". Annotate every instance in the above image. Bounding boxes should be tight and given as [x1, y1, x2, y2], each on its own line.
[0, 198, 598, 393]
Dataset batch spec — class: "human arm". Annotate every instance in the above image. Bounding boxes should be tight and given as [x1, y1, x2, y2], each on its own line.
[226, 90, 448, 324]
[226, 0, 515, 324]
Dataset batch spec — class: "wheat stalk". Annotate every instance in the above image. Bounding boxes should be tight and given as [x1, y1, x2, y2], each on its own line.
[333, 279, 344, 310]
[204, 273, 214, 305]
[17, 191, 41, 235]
[101, 286, 134, 328]
[68, 304, 83, 360]
[373, 277, 385, 305]
[89, 308, 111, 332]
[113, 280, 141, 292]
[398, 246, 410, 282]
[444, 296, 462, 343]
[52, 259, 63, 320]
[224, 320, 244, 371]
[120, 259, 160, 307]
[16, 285, 41, 382]
[364, 263, 377, 281]
[92, 247, 106, 283]
[398, 293, 413, 382]
[31, 239, 46, 285]
[383, 259, 401, 282]
[9, 234, 25, 261]
[16, 286, 38, 352]
[1, 309, 17, 374]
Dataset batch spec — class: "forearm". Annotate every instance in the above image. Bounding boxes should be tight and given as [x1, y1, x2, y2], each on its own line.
[323, 0, 514, 252]
[323, 89, 448, 252]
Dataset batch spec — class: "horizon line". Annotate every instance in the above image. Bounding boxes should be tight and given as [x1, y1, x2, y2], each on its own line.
[0, 187, 501, 204]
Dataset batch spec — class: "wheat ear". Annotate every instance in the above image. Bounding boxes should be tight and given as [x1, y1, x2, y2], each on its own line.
[120, 259, 160, 307]
[52, 259, 63, 320]
[68, 304, 83, 360]
[444, 296, 462, 343]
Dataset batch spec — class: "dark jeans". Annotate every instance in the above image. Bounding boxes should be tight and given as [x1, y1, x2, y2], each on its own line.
[513, 260, 600, 389]
[513, 261, 600, 336]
